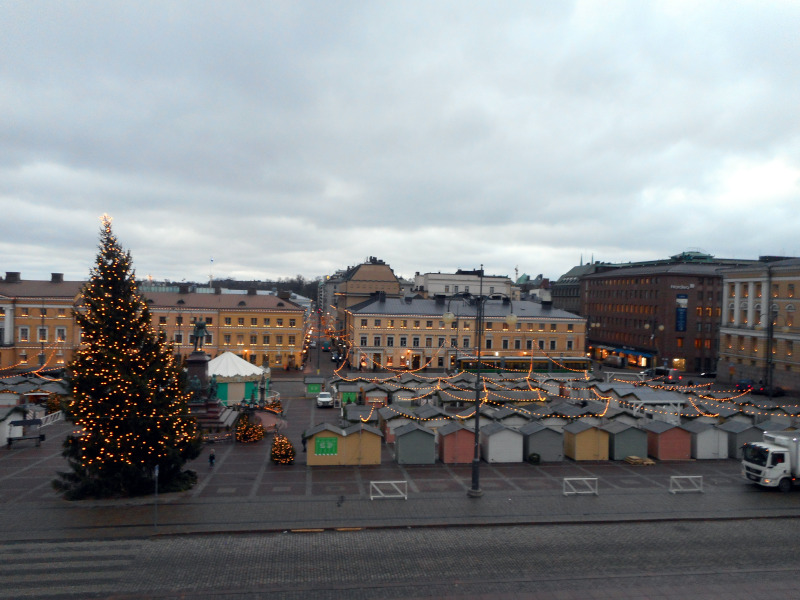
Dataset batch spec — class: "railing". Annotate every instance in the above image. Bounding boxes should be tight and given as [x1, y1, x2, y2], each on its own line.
[369, 480, 408, 500]
[39, 411, 64, 428]
[669, 475, 703, 494]
[563, 477, 599, 496]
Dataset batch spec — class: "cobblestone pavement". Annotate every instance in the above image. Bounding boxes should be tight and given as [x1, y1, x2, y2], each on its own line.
[2, 519, 800, 599]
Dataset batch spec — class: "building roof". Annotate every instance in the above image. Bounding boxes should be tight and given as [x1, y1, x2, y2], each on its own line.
[0, 279, 84, 300]
[347, 296, 584, 321]
[395, 422, 435, 437]
[207, 352, 266, 379]
[144, 290, 304, 312]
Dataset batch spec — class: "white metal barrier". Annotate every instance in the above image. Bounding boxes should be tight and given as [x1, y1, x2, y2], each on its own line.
[563, 477, 599, 496]
[39, 411, 64, 428]
[369, 480, 408, 500]
[669, 475, 703, 494]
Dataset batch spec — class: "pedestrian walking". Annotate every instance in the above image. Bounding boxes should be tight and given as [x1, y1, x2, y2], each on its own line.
[208, 448, 216, 468]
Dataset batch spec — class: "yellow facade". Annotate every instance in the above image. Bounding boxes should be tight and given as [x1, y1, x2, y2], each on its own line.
[0, 276, 307, 373]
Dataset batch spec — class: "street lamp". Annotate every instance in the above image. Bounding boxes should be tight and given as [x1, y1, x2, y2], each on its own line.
[644, 322, 665, 368]
[443, 269, 516, 499]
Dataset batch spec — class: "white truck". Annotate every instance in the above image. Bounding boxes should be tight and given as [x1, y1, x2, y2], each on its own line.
[741, 432, 800, 493]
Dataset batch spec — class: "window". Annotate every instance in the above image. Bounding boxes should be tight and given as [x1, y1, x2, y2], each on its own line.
[485, 338, 492, 349]
[412, 337, 420, 348]
[549, 340, 556, 350]
[485, 322, 493, 330]
[21, 308, 29, 316]
[425, 337, 432, 347]
[237, 317, 245, 326]
[174, 333, 183, 344]
[400, 337, 407, 347]
[538, 323, 545, 331]
[388, 320, 394, 327]
[426, 320, 433, 328]
[374, 319, 381, 327]
[277, 318, 283, 326]
[176, 316, 183, 324]
[236, 335, 244, 345]
[205, 317, 213, 325]
[251, 318, 258, 325]
[413, 320, 420, 328]
[387, 336, 394, 347]
[374, 336, 381, 347]
[464, 286, 469, 293]
[463, 337, 470, 348]
[550, 324, 557, 332]
[56, 327, 66, 342]
[567, 324, 573, 332]
[264, 318, 271, 326]
[538, 340, 544, 350]
[360, 336, 367, 346]
[489, 286, 494, 294]
[444, 285, 450, 293]
[676, 338, 684, 348]
[224, 317, 232, 325]
[401, 320, 407, 328]
[250, 335, 257, 344]
[38, 327, 48, 342]
[58, 308, 66, 317]
[502, 339, 509, 349]
[526, 340, 533, 350]
[19, 327, 29, 342]
[159, 316, 167, 324]
[276, 335, 283, 344]
[289, 319, 296, 327]
[514, 339, 521, 349]
[288, 335, 296, 345]
[224, 334, 231, 344]
[566, 340, 574, 350]
[361, 319, 368, 327]
[454, 286, 459, 293]
[790, 284, 795, 298]
[450, 337, 457, 348]
[263, 335, 270, 345]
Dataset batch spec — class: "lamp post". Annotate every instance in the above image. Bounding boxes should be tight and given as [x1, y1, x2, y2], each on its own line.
[644, 322, 665, 369]
[443, 269, 516, 498]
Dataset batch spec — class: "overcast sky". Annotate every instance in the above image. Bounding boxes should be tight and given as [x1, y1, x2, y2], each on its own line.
[2, 1, 799, 285]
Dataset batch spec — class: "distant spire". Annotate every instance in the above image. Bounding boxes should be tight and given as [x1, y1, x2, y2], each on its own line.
[580, 253, 583, 266]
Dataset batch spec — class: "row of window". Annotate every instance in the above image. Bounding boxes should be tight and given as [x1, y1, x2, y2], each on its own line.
[724, 335, 794, 357]
[157, 315, 298, 327]
[0, 307, 69, 317]
[357, 335, 574, 351]
[729, 282, 796, 299]
[358, 318, 574, 332]
[17, 326, 68, 343]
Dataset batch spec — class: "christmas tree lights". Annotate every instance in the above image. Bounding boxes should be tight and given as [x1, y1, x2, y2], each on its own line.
[53, 216, 201, 499]
[271, 434, 295, 464]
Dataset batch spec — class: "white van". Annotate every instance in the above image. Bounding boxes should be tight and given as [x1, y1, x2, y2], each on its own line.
[602, 355, 624, 368]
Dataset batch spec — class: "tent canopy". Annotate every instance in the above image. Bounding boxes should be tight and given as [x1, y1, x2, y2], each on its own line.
[207, 352, 267, 382]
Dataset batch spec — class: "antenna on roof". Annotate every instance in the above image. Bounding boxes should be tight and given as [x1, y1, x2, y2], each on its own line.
[209, 257, 214, 286]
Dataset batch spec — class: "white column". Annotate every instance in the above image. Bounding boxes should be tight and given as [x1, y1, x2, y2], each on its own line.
[733, 283, 742, 326]
[3, 305, 13, 345]
[746, 282, 756, 327]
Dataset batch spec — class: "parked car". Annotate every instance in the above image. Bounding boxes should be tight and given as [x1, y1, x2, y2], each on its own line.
[316, 391, 333, 408]
[309, 340, 317, 349]
[331, 352, 339, 363]
[753, 385, 785, 397]
[699, 371, 717, 379]
[735, 379, 756, 392]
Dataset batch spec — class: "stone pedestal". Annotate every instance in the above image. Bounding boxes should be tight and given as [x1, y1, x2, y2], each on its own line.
[186, 350, 211, 389]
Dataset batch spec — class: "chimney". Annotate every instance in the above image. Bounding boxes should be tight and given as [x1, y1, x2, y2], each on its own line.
[51, 273, 64, 283]
[5, 272, 20, 283]
[214, 286, 222, 295]
[379, 291, 386, 303]
[278, 290, 291, 300]
[179, 284, 190, 294]
[247, 288, 257, 296]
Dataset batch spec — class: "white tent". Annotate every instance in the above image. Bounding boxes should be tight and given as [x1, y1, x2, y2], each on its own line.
[207, 352, 266, 381]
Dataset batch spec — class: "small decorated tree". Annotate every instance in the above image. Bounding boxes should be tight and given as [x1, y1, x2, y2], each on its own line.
[271, 434, 295, 464]
[235, 412, 265, 443]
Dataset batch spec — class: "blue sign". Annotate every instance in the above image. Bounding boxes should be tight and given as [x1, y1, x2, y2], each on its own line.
[675, 294, 688, 332]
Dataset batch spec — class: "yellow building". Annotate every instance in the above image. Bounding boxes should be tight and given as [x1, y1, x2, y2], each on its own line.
[345, 295, 588, 373]
[0, 273, 83, 371]
[0, 273, 307, 374]
[718, 257, 800, 391]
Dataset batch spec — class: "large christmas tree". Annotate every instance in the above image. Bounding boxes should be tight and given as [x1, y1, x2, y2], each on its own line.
[54, 216, 201, 499]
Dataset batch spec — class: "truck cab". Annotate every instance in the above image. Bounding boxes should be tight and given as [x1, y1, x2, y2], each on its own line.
[742, 433, 800, 493]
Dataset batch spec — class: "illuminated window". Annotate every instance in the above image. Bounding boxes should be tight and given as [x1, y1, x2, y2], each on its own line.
[56, 327, 66, 342]
[224, 317, 232, 325]
[251, 318, 258, 326]
[288, 335, 296, 345]
[238, 318, 245, 326]
[19, 327, 29, 342]
[263, 335, 270, 345]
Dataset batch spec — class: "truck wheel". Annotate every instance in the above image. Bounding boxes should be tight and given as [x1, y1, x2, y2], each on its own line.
[778, 478, 792, 493]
